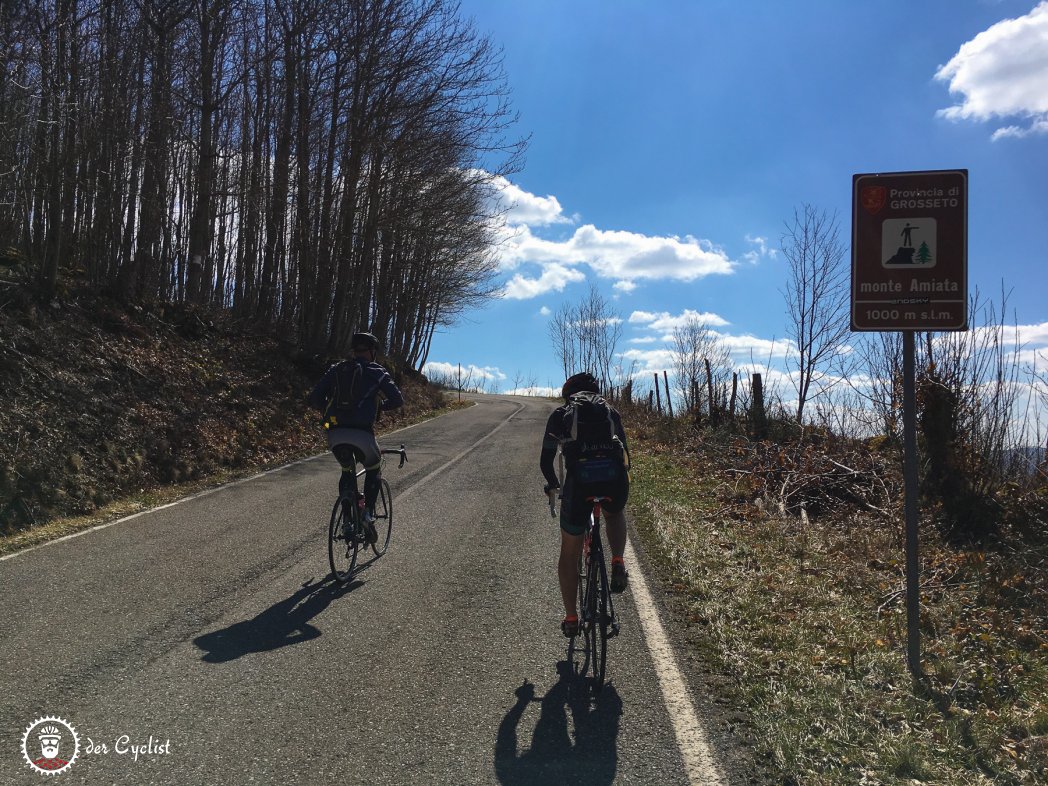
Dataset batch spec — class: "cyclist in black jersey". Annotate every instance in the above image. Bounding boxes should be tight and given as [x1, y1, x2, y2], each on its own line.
[540, 372, 630, 636]
[308, 332, 404, 543]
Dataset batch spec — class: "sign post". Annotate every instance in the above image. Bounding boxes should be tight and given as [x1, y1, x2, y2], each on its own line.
[851, 169, 968, 677]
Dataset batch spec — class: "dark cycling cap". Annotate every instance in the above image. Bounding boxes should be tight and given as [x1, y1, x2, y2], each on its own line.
[562, 372, 599, 400]
[350, 332, 381, 352]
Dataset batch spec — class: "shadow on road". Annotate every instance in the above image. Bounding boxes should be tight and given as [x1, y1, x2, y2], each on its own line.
[495, 660, 622, 785]
[193, 575, 359, 663]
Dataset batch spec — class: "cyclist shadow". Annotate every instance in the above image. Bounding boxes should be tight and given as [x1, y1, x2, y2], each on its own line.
[193, 575, 359, 663]
[494, 660, 622, 786]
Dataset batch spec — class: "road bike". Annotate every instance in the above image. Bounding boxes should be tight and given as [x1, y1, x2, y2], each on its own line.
[328, 444, 407, 583]
[547, 488, 620, 692]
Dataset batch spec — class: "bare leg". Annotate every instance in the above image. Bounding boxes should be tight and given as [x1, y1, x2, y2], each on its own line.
[558, 531, 584, 617]
[605, 508, 627, 560]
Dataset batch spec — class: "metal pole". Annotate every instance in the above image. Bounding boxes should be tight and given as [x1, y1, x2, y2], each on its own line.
[902, 330, 921, 675]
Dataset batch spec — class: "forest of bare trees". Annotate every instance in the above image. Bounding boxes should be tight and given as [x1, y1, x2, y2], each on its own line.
[0, 0, 523, 366]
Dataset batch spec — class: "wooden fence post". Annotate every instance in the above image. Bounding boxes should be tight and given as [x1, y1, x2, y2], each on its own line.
[751, 372, 767, 439]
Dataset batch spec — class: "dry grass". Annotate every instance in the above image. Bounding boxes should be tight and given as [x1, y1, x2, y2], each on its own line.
[624, 407, 1048, 785]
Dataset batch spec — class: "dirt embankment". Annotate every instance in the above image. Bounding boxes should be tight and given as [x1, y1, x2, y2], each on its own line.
[0, 288, 443, 535]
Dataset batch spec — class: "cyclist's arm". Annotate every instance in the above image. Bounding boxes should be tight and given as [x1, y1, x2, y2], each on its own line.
[612, 408, 631, 467]
[378, 371, 404, 412]
[539, 411, 561, 489]
[306, 366, 336, 411]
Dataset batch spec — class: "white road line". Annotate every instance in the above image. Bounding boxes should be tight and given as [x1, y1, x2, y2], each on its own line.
[395, 401, 524, 500]
[625, 539, 727, 785]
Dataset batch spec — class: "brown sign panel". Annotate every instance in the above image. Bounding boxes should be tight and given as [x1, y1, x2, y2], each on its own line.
[851, 169, 968, 331]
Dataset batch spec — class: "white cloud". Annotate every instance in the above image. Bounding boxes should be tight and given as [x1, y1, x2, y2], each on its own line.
[718, 333, 793, 359]
[494, 222, 735, 297]
[503, 263, 586, 299]
[422, 361, 506, 383]
[935, 2, 1048, 139]
[575, 225, 734, 282]
[992, 116, 1048, 140]
[628, 309, 730, 331]
[485, 178, 737, 297]
[490, 174, 572, 227]
[743, 234, 777, 264]
[1017, 321, 1048, 346]
[619, 348, 676, 373]
[538, 305, 551, 316]
[621, 309, 792, 374]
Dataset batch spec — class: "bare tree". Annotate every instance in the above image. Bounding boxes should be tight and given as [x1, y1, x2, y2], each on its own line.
[671, 315, 732, 417]
[548, 284, 622, 392]
[852, 331, 904, 440]
[1, 0, 522, 370]
[780, 204, 851, 424]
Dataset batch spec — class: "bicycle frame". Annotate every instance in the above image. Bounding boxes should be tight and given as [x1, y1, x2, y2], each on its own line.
[581, 496, 617, 629]
[344, 444, 408, 494]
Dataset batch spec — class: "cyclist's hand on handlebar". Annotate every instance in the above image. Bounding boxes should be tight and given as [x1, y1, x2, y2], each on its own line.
[544, 484, 559, 518]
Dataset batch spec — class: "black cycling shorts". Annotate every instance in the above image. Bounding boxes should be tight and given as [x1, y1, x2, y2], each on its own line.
[559, 474, 629, 537]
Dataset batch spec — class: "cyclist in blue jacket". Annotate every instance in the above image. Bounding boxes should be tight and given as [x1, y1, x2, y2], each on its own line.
[308, 332, 404, 542]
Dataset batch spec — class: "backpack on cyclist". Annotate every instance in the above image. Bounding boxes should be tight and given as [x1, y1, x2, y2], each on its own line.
[324, 360, 371, 427]
[561, 391, 626, 484]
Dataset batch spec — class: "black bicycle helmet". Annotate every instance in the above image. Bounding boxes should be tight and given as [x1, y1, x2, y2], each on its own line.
[561, 371, 599, 400]
[350, 331, 381, 353]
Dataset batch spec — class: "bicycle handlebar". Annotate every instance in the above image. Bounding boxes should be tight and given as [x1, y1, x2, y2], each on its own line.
[381, 444, 408, 469]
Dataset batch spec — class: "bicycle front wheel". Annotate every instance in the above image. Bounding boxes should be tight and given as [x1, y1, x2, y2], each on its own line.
[328, 496, 360, 582]
[372, 478, 392, 555]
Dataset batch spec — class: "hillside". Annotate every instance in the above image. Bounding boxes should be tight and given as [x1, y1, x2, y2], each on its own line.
[0, 286, 447, 542]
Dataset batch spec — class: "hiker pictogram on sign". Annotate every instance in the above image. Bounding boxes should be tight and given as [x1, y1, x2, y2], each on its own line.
[882, 218, 937, 268]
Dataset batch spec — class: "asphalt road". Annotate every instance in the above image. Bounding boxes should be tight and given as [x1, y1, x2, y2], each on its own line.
[1, 395, 730, 784]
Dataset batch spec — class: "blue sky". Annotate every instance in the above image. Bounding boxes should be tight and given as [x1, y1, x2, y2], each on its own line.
[424, 0, 1048, 404]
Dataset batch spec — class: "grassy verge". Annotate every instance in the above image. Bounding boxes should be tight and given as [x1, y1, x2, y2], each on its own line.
[627, 421, 1048, 785]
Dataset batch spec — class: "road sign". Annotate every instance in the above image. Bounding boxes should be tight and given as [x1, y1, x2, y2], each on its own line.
[851, 169, 968, 331]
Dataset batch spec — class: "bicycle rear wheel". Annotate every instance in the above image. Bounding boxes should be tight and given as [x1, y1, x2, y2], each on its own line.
[583, 549, 609, 691]
[372, 478, 392, 555]
[591, 553, 610, 690]
[328, 495, 360, 582]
